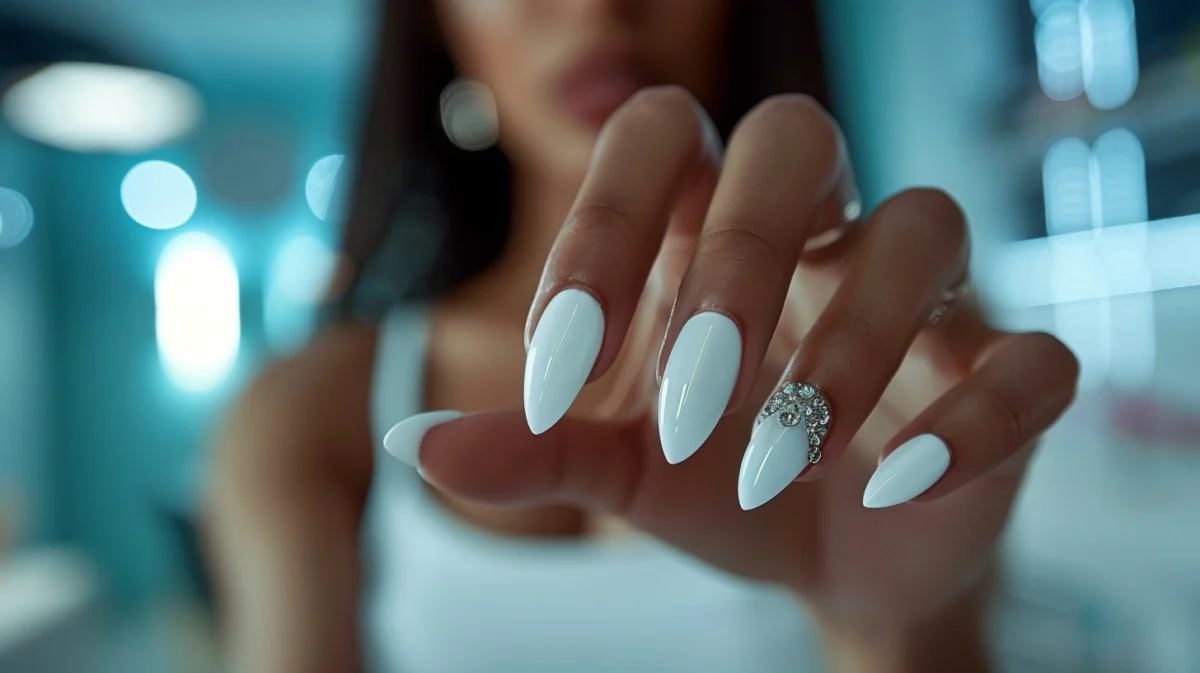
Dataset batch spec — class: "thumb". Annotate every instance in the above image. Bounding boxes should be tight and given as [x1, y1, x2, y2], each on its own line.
[383, 410, 652, 512]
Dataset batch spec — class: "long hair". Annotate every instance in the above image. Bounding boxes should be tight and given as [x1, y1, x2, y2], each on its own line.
[333, 0, 829, 319]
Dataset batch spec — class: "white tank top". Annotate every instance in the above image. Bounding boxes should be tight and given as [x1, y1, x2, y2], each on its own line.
[362, 306, 823, 673]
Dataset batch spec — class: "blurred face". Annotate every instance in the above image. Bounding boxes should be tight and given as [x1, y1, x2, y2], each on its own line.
[436, 0, 729, 180]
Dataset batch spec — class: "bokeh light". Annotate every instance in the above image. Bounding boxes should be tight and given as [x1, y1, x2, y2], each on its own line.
[1, 62, 202, 153]
[154, 232, 240, 392]
[121, 161, 197, 230]
[1091, 128, 1154, 388]
[1080, 0, 1138, 110]
[305, 154, 346, 221]
[272, 233, 336, 305]
[1035, 2, 1085, 101]
[440, 79, 499, 151]
[0, 187, 34, 249]
[263, 233, 336, 353]
[1092, 127, 1147, 227]
[1040, 129, 1153, 390]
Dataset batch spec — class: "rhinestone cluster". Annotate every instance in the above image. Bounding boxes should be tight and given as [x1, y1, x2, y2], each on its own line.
[757, 382, 831, 464]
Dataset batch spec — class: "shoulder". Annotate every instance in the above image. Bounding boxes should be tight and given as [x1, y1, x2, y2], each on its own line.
[217, 321, 381, 488]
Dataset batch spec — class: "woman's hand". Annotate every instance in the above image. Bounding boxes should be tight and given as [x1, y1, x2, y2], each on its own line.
[388, 88, 1079, 668]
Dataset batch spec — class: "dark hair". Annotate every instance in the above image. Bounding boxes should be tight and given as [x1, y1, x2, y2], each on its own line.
[334, 0, 829, 319]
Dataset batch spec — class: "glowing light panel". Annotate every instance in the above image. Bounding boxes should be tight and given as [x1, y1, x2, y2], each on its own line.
[155, 233, 240, 391]
[1, 63, 201, 153]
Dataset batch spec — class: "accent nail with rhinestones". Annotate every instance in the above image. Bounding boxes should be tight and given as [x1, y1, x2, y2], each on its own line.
[755, 382, 832, 465]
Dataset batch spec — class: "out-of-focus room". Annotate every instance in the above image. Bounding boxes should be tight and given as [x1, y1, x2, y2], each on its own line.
[1, 0, 1199, 671]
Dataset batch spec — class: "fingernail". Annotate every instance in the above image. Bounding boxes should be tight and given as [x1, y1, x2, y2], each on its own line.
[658, 311, 741, 464]
[862, 434, 951, 508]
[382, 411, 463, 468]
[692, 100, 724, 167]
[524, 288, 604, 435]
[737, 420, 812, 510]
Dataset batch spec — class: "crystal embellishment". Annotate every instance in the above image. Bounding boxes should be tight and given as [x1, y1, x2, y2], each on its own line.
[756, 381, 832, 464]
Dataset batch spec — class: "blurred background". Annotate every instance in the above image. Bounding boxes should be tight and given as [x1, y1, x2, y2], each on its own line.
[1, 0, 1199, 671]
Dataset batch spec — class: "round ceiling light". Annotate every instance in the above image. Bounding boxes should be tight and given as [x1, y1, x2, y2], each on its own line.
[2, 62, 202, 153]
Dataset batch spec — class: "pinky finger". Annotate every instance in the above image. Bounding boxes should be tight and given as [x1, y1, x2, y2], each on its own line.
[862, 331, 1079, 508]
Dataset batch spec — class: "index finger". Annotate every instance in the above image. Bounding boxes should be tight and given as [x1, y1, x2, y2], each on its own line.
[522, 86, 720, 434]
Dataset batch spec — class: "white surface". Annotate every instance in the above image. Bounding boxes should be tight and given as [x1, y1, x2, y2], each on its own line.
[658, 312, 741, 465]
[523, 289, 605, 435]
[862, 434, 951, 508]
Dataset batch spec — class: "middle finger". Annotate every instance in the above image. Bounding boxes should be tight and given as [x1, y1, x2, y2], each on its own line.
[657, 94, 852, 464]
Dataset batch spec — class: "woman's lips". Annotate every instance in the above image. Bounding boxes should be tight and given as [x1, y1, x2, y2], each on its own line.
[556, 53, 644, 129]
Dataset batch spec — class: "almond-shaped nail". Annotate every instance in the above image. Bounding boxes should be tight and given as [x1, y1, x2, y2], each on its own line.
[658, 312, 741, 464]
[382, 410, 463, 468]
[737, 419, 811, 510]
[523, 288, 604, 435]
[862, 434, 950, 508]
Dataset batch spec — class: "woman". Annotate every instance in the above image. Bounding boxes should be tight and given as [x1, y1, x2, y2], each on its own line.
[205, 0, 1079, 671]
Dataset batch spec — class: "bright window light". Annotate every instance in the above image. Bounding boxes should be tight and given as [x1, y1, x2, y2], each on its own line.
[122, 160, 197, 230]
[1092, 127, 1147, 227]
[1042, 137, 1093, 236]
[1080, 0, 1139, 110]
[1035, 2, 1085, 101]
[155, 232, 240, 392]
[263, 233, 336, 353]
[999, 130, 1156, 389]
[0, 187, 34, 249]
[305, 154, 346, 221]
[1090, 128, 1153, 388]
[2, 62, 202, 153]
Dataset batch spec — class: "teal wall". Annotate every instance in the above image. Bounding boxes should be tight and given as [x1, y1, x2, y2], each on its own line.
[0, 130, 52, 545]
[33, 69, 357, 602]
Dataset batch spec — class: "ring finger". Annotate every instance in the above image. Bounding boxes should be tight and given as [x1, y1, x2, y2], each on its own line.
[737, 187, 970, 510]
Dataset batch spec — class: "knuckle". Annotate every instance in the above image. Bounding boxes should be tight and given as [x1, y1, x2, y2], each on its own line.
[566, 201, 639, 239]
[697, 222, 791, 269]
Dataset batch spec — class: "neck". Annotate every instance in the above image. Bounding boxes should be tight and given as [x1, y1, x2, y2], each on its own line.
[457, 165, 581, 315]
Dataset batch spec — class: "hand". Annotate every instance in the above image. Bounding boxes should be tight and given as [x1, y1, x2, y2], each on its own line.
[385, 88, 1079, 663]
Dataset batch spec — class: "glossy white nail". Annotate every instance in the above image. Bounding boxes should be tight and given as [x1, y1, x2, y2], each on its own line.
[862, 434, 951, 508]
[658, 312, 741, 464]
[737, 419, 811, 510]
[524, 288, 605, 435]
[382, 411, 463, 468]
